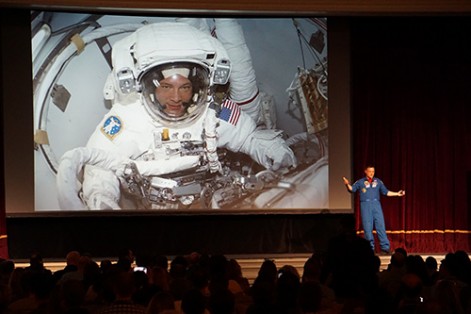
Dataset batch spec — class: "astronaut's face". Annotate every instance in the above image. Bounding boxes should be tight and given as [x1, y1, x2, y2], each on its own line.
[155, 74, 193, 118]
[364, 167, 375, 179]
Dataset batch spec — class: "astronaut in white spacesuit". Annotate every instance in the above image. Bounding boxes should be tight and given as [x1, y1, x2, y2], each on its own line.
[56, 19, 296, 210]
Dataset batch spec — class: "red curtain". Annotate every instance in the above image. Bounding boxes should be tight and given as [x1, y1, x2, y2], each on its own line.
[350, 17, 471, 253]
[0, 10, 9, 259]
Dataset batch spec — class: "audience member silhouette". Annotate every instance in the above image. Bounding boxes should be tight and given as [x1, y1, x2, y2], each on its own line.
[209, 288, 235, 314]
[58, 255, 94, 286]
[3, 239, 471, 314]
[322, 215, 378, 313]
[429, 278, 466, 314]
[246, 259, 278, 314]
[8, 268, 54, 313]
[378, 251, 407, 300]
[394, 273, 424, 314]
[0, 259, 15, 285]
[181, 288, 209, 314]
[0, 282, 10, 313]
[275, 266, 301, 313]
[132, 268, 153, 307]
[25, 252, 53, 277]
[227, 259, 250, 296]
[96, 270, 146, 314]
[53, 251, 81, 284]
[425, 256, 439, 286]
[301, 255, 337, 312]
[298, 281, 322, 314]
[146, 290, 177, 314]
[169, 256, 192, 302]
[8, 267, 27, 303]
[60, 279, 91, 314]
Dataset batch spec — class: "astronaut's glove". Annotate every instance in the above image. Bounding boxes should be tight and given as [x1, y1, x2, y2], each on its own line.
[82, 165, 122, 210]
[246, 129, 297, 171]
[58, 147, 127, 210]
[270, 146, 297, 172]
[86, 191, 121, 210]
[266, 140, 297, 171]
[56, 151, 89, 210]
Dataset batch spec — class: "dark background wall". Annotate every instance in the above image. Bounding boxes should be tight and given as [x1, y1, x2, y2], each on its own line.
[2, 2, 471, 260]
[6, 214, 347, 259]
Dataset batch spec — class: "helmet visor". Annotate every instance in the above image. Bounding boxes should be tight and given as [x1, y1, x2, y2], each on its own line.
[140, 62, 210, 126]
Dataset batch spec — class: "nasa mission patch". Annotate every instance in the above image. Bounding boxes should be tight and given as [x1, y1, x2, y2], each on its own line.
[101, 116, 122, 140]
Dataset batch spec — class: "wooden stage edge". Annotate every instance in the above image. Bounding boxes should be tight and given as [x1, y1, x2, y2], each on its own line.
[13, 253, 449, 284]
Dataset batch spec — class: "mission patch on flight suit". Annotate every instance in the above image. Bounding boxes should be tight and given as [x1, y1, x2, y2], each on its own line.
[101, 116, 123, 140]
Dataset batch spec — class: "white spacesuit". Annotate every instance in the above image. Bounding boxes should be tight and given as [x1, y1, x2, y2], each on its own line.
[56, 19, 296, 210]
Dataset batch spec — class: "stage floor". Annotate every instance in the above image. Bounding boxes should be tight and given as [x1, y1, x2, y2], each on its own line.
[13, 253, 447, 284]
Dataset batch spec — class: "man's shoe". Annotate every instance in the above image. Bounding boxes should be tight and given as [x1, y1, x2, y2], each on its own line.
[379, 250, 391, 255]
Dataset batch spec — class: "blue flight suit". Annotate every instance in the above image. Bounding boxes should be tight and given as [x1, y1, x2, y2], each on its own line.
[351, 177, 390, 252]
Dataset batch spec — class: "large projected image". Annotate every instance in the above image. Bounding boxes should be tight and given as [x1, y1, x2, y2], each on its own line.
[32, 12, 328, 212]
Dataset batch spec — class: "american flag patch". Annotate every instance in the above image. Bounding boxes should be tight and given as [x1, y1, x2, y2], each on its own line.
[219, 99, 241, 126]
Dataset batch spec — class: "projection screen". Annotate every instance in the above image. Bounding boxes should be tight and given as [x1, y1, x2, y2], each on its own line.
[3, 11, 352, 214]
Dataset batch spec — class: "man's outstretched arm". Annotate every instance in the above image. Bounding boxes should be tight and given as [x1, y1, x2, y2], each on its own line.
[342, 176, 353, 192]
[387, 190, 405, 197]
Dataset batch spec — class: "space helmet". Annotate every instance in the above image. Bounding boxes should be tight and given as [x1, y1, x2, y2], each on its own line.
[110, 22, 231, 127]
